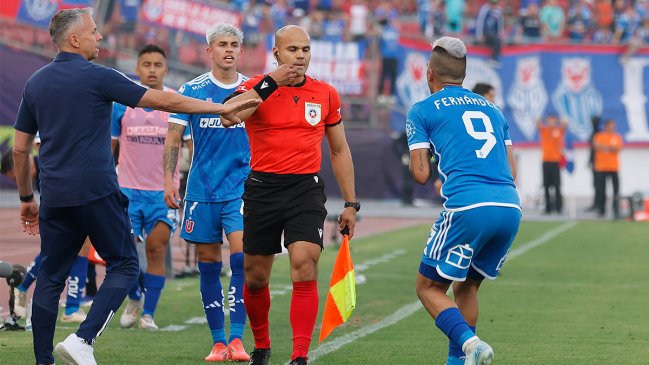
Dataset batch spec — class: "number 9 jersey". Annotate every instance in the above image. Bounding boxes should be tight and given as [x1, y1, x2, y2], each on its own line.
[406, 85, 520, 211]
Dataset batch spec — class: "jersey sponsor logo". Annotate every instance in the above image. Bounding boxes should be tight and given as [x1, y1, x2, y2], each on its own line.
[126, 126, 167, 136]
[318, 228, 323, 239]
[313, 176, 319, 183]
[185, 219, 194, 233]
[507, 57, 548, 140]
[236, 85, 248, 92]
[496, 249, 509, 272]
[552, 58, 603, 141]
[445, 244, 473, 269]
[198, 117, 244, 129]
[260, 81, 269, 89]
[293, 96, 300, 104]
[305, 102, 322, 126]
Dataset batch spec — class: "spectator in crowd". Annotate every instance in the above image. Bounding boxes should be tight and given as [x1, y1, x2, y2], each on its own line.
[377, 17, 400, 104]
[416, 0, 434, 39]
[271, 0, 290, 31]
[540, 0, 566, 43]
[594, 0, 615, 31]
[476, 0, 505, 65]
[593, 119, 623, 219]
[322, 11, 346, 41]
[445, 0, 466, 35]
[614, 5, 642, 44]
[517, 2, 543, 44]
[537, 114, 567, 214]
[348, 0, 370, 42]
[567, 0, 593, 43]
[623, 17, 649, 60]
[592, 22, 615, 43]
[374, 0, 399, 22]
[432, 1, 447, 38]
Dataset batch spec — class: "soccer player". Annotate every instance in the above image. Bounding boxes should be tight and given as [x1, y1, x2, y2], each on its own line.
[13, 8, 259, 365]
[223, 25, 358, 365]
[164, 23, 251, 362]
[406, 37, 520, 365]
[112, 44, 192, 331]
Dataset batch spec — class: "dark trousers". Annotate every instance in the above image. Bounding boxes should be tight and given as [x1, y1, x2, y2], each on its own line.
[33, 191, 139, 364]
[542, 161, 562, 213]
[484, 34, 502, 61]
[378, 57, 398, 95]
[594, 171, 620, 217]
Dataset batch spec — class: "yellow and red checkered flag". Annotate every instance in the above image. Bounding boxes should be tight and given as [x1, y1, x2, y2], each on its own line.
[319, 233, 356, 342]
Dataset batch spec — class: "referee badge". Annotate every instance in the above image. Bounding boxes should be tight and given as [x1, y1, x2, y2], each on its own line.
[304, 102, 322, 126]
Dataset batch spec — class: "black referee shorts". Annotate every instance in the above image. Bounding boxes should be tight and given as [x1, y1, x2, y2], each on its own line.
[242, 170, 327, 255]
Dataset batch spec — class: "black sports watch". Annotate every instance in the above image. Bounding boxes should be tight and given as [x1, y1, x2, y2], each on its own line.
[344, 201, 361, 212]
[19, 193, 34, 203]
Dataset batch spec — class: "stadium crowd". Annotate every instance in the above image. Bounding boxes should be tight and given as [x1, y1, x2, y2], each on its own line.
[2, 0, 649, 75]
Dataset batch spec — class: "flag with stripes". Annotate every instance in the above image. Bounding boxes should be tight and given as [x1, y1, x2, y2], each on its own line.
[319, 234, 356, 342]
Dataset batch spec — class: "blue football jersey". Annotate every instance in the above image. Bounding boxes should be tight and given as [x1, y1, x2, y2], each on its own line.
[406, 85, 520, 210]
[169, 72, 250, 202]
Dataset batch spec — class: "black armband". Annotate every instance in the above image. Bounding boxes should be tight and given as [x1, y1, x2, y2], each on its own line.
[253, 75, 279, 101]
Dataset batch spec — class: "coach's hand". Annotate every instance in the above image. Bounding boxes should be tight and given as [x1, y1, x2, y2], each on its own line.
[338, 207, 357, 239]
[269, 64, 299, 87]
[164, 179, 181, 210]
[220, 98, 262, 127]
[19, 200, 39, 236]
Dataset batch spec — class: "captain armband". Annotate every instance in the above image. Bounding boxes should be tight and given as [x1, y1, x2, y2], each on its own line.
[252, 75, 279, 101]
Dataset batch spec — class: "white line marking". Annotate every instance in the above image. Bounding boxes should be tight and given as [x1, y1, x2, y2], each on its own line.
[301, 221, 577, 364]
[507, 222, 577, 259]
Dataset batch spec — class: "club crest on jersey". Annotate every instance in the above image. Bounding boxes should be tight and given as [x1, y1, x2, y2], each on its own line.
[185, 219, 195, 233]
[305, 102, 321, 126]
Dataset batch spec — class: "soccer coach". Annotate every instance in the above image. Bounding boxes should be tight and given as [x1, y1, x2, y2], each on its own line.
[12, 8, 259, 365]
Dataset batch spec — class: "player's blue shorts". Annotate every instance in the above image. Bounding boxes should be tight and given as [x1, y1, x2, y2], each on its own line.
[121, 188, 178, 241]
[180, 198, 243, 244]
[420, 205, 521, 282]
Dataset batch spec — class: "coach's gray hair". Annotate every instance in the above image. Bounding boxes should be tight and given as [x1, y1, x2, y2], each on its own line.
[206, 23, 244, 45]
[432, 37, 466, 59]
[49, 7, 93, 46]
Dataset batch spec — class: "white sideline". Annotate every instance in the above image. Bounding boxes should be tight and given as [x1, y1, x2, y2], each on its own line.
[300, 221, 578, 364]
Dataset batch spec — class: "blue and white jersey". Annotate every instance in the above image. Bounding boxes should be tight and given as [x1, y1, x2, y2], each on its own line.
[406, 85, 520, 210]
[169, 72, 250, 202]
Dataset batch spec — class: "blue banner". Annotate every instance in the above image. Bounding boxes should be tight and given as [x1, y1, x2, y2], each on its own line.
[16, 0, 95, 29]
[395, 41, 649, 144]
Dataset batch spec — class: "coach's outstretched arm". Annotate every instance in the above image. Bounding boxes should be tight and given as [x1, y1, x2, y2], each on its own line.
[325, 123, 357, 238]
[409, 148, 432, 185]
[221, 64, 298, 127]
[138, 89, 261, 124]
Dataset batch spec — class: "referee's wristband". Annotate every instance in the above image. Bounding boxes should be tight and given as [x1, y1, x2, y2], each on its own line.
[253, 75, 279, 101]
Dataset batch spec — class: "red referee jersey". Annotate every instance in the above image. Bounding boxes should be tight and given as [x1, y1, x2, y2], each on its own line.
[236, 75, 342, 174]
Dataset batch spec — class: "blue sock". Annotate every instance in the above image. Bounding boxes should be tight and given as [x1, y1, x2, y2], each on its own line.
[142, 273, 165, 318]
[128, 269, 143, 301]
[128, 283, 142, 301]
[198, 261, 226, 345]
[17, 254, 41, 292]
[65, 256, 88, 315]
[435, 308, 476, 351]
[449, 325, 476, 359]
[228, 253, 246, 342]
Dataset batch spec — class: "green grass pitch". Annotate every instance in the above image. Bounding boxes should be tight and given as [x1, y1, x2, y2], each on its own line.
[1, 221, 648, 364]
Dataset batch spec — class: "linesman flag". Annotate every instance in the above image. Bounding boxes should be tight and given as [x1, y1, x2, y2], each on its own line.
[319, 233, 356, 342]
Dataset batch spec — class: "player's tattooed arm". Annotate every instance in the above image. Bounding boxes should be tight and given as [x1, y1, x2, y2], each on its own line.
[163, 123, 185, 209]
[409, 148, 431, 185]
